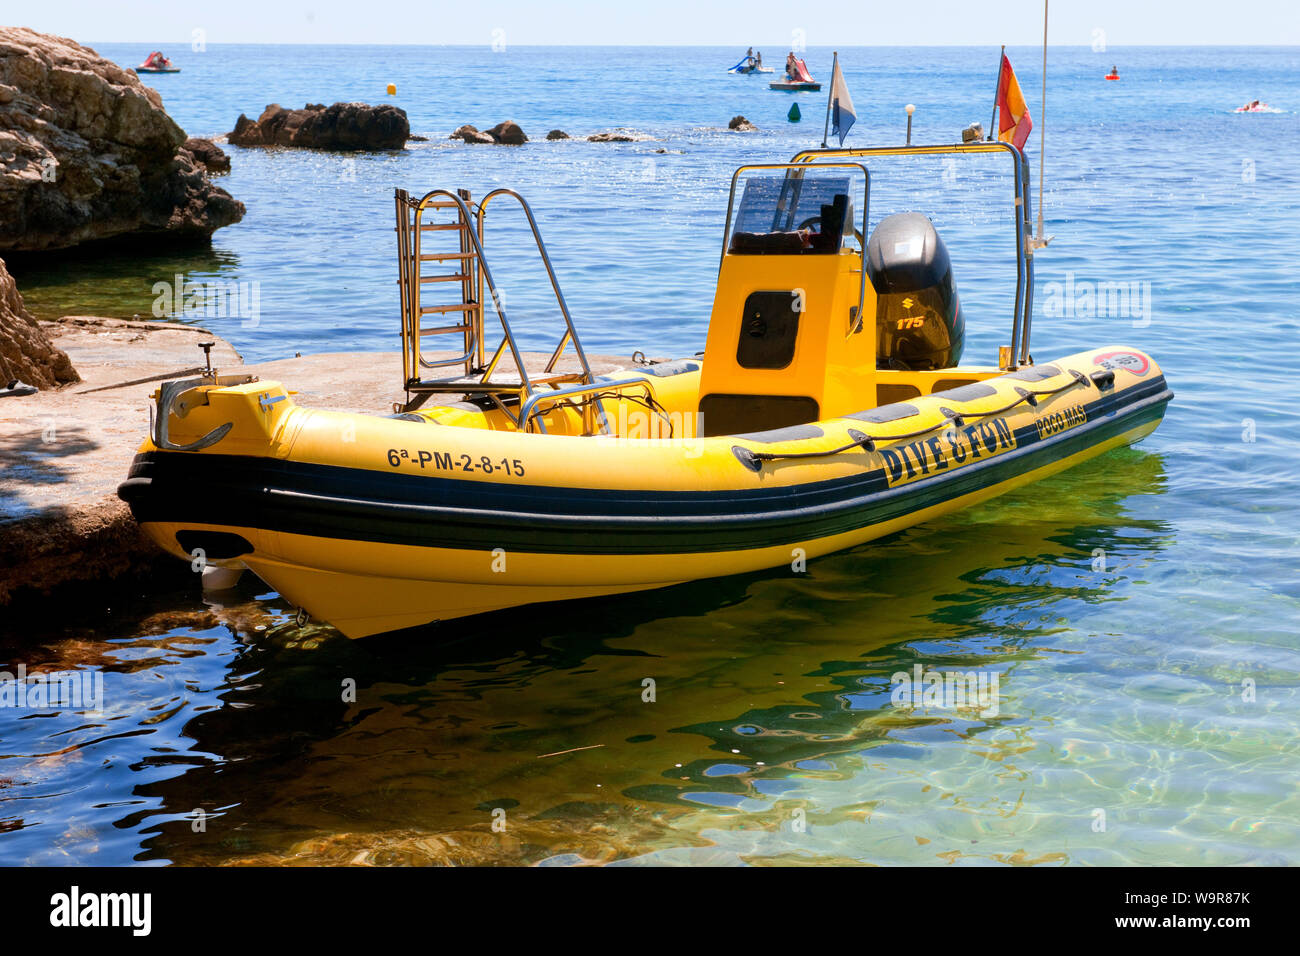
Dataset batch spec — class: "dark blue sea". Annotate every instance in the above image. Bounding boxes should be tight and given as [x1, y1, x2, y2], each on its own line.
[3, 44, 1298, 865]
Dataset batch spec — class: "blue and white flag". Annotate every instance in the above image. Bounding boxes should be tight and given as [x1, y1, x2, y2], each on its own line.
[829, 57, 856, 145]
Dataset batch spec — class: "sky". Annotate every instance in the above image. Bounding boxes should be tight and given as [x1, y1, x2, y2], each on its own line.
[15, 0, 1300, 46]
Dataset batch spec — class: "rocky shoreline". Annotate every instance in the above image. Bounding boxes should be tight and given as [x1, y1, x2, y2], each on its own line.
[0, 26, 244, 254]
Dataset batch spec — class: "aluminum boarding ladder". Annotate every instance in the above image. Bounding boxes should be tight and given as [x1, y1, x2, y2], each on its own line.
[394, 187, 604, 432]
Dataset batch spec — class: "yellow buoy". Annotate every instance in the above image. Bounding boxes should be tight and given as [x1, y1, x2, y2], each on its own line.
[386, 83, 396, 96]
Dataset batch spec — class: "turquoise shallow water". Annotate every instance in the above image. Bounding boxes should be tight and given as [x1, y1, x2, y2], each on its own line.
[2, 44, 1299, 866]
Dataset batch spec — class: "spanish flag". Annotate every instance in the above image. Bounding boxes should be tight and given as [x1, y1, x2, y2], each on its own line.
[996, 52, 1033, 150]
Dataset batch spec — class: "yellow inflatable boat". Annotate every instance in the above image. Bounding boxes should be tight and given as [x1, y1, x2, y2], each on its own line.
[120, 143, 1172, 638]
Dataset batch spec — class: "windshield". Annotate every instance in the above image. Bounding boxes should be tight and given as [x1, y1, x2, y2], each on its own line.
[724, 165, 867, 256]
[734, 174, 852, 234]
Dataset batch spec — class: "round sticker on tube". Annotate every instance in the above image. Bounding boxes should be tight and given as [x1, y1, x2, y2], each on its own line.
[1092, 350, 1150, 377]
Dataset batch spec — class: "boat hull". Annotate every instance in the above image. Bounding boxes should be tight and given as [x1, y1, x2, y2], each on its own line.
[120, 348, 1171, 638]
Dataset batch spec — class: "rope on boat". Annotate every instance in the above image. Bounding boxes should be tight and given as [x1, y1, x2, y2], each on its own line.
[736, 370, 1095, 470]
[547, 388, 677, 437]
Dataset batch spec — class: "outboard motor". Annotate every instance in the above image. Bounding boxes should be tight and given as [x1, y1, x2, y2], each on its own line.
[866, 213, 964, 370]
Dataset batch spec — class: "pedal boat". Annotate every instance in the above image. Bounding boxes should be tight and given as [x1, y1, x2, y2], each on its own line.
[119, 143, 1172, 639]
[136, 51, 180, 73]
[770, 79, 821, 92]
[771, 57, 820, 91]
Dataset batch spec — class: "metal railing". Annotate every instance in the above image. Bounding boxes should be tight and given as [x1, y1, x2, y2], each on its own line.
[719, 162, 871, 336]
[394, 187, 601, 429]
[517, 377, 658, 435]
[788, 142, 1036, 368]
[474, 188, 598, 394]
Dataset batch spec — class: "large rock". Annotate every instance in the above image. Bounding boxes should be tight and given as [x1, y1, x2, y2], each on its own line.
[0, 256, 78, 389]
[228, 102, 409, 150]
[0, 27, 245, 253]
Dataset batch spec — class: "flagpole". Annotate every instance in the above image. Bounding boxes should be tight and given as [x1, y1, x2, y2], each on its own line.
[1035, 1, 1049, 244]
[987, 44, 1004, 140]
[821, 51, 837, 148]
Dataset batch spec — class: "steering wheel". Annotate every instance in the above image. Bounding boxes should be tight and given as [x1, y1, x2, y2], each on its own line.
[797, 215, 865, 250]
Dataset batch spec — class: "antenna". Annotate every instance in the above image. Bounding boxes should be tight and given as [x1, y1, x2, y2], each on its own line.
[1030, 0, 1052, 250]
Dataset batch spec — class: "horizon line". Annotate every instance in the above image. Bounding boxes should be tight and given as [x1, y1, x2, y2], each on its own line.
[83, 41, 1300, 48]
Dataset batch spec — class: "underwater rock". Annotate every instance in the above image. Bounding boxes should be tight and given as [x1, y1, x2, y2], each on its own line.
[229, 102, 409, 150]
[0, 26, 245, 253]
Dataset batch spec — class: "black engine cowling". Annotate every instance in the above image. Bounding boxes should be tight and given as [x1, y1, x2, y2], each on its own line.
[866, 212, 964, 370]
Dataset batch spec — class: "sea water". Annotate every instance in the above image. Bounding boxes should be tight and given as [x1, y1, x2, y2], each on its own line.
[1, 44, 1298, 865]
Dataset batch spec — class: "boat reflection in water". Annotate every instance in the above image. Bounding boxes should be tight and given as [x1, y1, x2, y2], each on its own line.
[2, 446, 1188, 865]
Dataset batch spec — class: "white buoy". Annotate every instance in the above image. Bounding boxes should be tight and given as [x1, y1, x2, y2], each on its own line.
[201, 564, 244, 590]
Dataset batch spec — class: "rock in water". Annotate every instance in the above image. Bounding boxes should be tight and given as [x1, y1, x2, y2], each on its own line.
[448, 121, 529, 145]
[449, 124, 496, 145]
[228, 102, 410, 150]
[728, 115, 757, 131]
[545, 129, 570, 141]
[485, 120, 527, 145]
[183, 137, 231, 173]
[0, 27, 245, 253]
[587, 132, 637, 142]
[0, 257, 78, 389]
